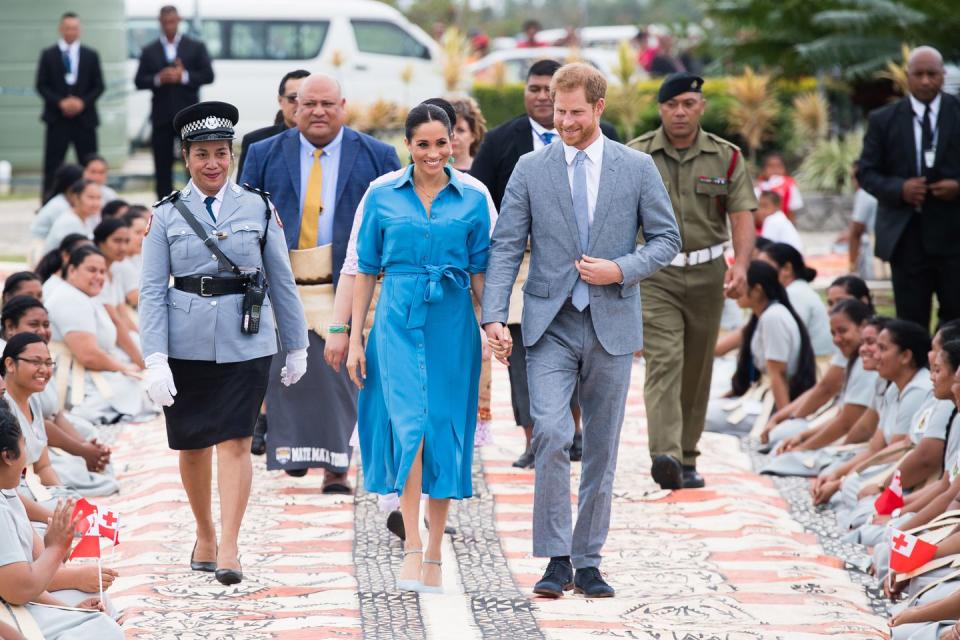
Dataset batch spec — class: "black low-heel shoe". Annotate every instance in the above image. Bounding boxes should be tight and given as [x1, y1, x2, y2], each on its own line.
[215, 567, 243, 585]
[190, 541, 216, 573]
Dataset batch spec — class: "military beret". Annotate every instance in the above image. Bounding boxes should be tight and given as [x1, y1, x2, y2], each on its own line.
[657, 72, 704, 103]
[173, 101, 239, 142]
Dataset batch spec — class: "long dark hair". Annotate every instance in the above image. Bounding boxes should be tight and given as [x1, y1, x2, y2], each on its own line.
[35, 233, 91, 283]
[2, 272, 41, 304]
[882, 319, 931, 372]
[940, 339, 960, 465]
[42, 164, 83, 206]
[61, 245, 104, 280]
[760, 242, 817, 282]
[93, 217, 130, 246]
[0, 405, 21, 460]
[830, 275, 874, 314]
[732, 261, 817, 399]
[1, 296, 46, 341]
[1, 332, 45, 377]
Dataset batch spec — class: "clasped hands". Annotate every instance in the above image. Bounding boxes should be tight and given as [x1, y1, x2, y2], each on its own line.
[903, 177, 960, 207]
[58, 96, 84, 117]
[158, 59, 185, 85]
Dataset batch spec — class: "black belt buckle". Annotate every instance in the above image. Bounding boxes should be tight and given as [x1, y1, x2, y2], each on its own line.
[199, 276, 214, 297]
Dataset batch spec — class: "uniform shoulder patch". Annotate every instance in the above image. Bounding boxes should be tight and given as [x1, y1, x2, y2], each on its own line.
[144, 213, 154, 236]
[241, 183, 271, 198]
[153, 190, 181, 208]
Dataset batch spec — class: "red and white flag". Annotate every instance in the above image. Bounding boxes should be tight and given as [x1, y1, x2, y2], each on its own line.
[97, 509, 120, 545]
[874, 470, 905, 515]
[69, 533, 101, 560]
[889, 529, 938, 573]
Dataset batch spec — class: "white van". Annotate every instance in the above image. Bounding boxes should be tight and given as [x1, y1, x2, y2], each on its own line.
[125, 0, 444, 142]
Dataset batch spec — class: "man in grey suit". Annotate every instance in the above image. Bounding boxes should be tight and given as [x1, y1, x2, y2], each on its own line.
[481, 63, 680, 598]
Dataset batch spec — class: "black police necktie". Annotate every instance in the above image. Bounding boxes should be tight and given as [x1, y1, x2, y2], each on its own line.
[62, 49, 71, 74]
[921, 103, 933, 175]
[204, 196, 216, 223]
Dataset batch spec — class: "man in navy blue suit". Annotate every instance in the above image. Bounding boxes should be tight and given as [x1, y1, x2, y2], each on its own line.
[241, 74, 400, 489]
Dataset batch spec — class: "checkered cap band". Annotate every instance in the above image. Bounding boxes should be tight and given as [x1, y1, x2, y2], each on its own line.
[181, 115, 234, 139]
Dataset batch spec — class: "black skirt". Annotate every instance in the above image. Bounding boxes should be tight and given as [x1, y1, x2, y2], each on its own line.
[164, 356, 272, 450]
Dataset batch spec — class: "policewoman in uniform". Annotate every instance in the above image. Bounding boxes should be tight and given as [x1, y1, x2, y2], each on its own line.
[628, 73, 758, 491]
[139, 101, 309, 585]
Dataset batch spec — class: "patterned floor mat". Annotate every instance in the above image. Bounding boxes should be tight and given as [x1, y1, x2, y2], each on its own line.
[89, 359, 886, 639]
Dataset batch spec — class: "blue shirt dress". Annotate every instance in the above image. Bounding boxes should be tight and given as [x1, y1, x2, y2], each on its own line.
[356, 165, 490, 499]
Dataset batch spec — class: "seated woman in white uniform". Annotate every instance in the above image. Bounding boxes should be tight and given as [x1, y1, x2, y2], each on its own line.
[763, 318, 930, 478]
[30, 165, 83, 254]
[92, 219, 143, 368]
[0, 404, 122, 640]
[44, 180, 101, 253]
[2, 297, 116, 497]
[36, 234, 94, 302]
[44, 246, 146, 424]
[825, 321, 960, 520]
[1, 273, 43, 306]
[705, 261, 817, 435]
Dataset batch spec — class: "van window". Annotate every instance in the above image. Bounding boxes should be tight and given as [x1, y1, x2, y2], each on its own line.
[126, 19, 328, 60]
[351, 20, 430, 60]
[227, 21, 329, 60]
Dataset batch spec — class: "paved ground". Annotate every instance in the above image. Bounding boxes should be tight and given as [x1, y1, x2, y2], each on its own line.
[86, 359, 888, 639]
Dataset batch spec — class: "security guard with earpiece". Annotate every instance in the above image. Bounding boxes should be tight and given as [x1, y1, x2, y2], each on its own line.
[139, 100, 309, 586]
[629, 73, 758, 491]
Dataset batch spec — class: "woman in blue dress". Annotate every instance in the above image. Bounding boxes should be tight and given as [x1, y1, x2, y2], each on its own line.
[347, 104, 491, 594]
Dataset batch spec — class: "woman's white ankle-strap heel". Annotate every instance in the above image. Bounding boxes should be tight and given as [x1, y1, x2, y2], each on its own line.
[396, 549, 423, 591]
[418, 558, 443, 594]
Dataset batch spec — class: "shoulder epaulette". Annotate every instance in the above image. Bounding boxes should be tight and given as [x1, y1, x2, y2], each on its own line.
[242, 183, 271, 198]
[705, 131, 742, 151]
[153, 190, 180, 208]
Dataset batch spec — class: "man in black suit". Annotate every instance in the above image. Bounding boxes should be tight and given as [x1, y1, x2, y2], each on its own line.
[858, 46, 960, 329]
[35, 12, 105, 196]
[236, 69, 309, 180]
[471, 59, 620, 468]
[135, 5, 214, 198]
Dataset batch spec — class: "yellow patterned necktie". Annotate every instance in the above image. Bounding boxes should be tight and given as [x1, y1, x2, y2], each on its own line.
[298, 148, 324, 249]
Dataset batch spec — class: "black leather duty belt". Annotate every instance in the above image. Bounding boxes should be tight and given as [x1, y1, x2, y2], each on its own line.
[173, 275, 247, 297]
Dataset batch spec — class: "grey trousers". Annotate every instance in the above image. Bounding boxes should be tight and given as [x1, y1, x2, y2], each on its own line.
[526, 302, 633, 569]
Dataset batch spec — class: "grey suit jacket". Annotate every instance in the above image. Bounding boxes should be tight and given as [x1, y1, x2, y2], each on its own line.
[480, 137, 680, 356]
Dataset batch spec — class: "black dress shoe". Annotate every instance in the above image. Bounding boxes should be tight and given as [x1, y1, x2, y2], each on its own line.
[251, 415, 267, 456]
[285, 468, 308, 478]
[682, 465, 705, 489]
[533, 558, 574, 598]
[190, 541, 216, 573]
[386, 510, 405, 541]
[574, 567, 615, 598]
[512, 449, 535, 469]
[569, 432, 583, 462]
[650, 454, 683, 490]
[215, 567, 243, 586]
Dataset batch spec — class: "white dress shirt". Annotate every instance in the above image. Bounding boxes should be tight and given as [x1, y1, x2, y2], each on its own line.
[189, 180, 228, 221]
[58, 39, 80, 86]
[760, 210, 803, 251]
[155, 34, 190, 86]
[529, 117, 558, 151]
[562, 133, 604, 225]
[909, 92, 941, 175]
[298, 128, 343, 247]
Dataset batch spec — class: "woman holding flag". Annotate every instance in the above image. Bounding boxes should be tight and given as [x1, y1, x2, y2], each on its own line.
[0, 389, 122, 638]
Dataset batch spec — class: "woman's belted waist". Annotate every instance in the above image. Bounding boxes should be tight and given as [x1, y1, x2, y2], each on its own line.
[384, 264, 471, 328]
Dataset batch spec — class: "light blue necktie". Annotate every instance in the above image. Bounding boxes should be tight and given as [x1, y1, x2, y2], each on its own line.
[571, 151, 590, 311]
[204, 196, 216, 223]
[540, 131, 555, 145]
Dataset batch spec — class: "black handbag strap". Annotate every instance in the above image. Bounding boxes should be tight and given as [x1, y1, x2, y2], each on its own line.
[171, 198, 244, 277]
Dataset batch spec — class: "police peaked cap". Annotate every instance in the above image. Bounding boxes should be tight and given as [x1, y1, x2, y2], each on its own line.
[174, 101, 239, 142]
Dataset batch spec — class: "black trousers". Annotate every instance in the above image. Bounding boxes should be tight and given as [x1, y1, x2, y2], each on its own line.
[43, 119, 97, 196]
[151, 120, 178, 198]
[890, 214, 960, 330]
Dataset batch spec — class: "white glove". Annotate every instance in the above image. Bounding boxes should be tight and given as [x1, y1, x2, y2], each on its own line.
[145, 353, 177, 407]
[280, 349, 308, 387]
